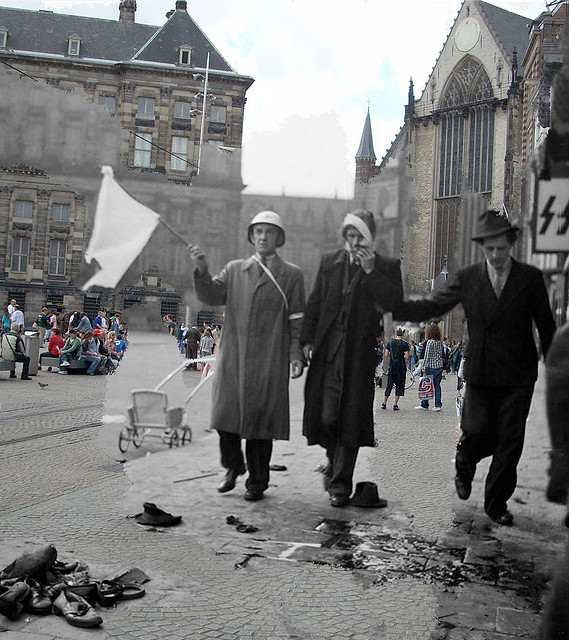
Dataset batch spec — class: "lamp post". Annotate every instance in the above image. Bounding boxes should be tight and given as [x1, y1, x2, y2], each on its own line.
[195, 52, 217, 176]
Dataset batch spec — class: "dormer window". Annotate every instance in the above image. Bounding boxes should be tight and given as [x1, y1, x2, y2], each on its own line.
[68, 37, 81, 56]
[0, 29, 7, 49]
[178, 46, 191, 65]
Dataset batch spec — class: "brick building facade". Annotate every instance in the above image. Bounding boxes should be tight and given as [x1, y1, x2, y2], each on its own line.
[0, 1, 253, 323]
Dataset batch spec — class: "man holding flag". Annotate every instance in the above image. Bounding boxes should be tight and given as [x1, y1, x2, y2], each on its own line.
[190, 211, 305, 501]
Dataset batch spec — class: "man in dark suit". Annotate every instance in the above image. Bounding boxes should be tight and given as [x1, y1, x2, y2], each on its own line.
[301, 210, 404, 507]
[394, 210, 556, 526]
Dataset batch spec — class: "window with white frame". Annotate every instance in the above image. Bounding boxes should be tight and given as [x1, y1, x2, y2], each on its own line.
[14, 200, 33, 218]
[134, 133, 152, 167]
[52, 203, 70, 222]
[11, 237, 29, 272]
[68, 38, 81, 56]
[49, 240, 66, 276]
[178, 47, 191, 65]
[98, 95, 116, 115]
[0, 30, 7, 48]
[174, 101, 191, 120]
[210, 105, 227, 124]
[171, 136, 188, 171]
[137, 97, 155, 118]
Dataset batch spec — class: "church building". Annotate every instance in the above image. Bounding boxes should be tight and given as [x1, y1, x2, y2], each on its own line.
[355, 0, 556, 337]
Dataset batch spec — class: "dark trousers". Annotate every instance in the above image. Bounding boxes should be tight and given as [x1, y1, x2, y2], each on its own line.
[186, 342, 198, 367]
[218, 430, 273, 494]
[14, 353, 30, 378]
[456, 384, 534, 518]
[321, 353, 359, 498]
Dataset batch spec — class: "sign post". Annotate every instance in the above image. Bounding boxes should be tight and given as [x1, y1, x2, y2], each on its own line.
[533, 178, 569, 252]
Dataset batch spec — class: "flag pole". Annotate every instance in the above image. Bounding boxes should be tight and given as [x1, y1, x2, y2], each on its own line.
[158, 217, 193, 250]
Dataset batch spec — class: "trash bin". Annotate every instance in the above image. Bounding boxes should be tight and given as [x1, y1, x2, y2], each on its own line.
[23, 331, 40, 376]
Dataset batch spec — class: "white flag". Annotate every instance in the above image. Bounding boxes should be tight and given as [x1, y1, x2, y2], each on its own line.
[82, 166, 160, 291]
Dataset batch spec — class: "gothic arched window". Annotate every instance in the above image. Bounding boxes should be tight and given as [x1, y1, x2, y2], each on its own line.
[435, 57, 495, 273]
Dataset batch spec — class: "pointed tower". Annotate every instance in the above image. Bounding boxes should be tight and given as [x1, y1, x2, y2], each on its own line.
[405, 77, 415, 121]
[355, 108, 377, 183]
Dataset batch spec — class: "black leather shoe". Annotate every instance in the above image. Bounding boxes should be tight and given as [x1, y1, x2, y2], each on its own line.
[217, 467, 245, 493]
[21, 376, 33, 381]
[244, 490, 264, 501]
[454, 477, 472, 500]
[490, 511, 513, 526]
[330, 494, 350, 508]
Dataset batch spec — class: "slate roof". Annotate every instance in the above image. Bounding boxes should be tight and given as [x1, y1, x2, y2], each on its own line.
[133, 8, 232, 71]
[355, 109, 376, 160]
[0, 5, 235, 73]
[477, 1, 531, 71]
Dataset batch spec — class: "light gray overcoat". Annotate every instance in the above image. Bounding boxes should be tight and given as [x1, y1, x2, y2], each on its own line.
[194, 254, 305, 440]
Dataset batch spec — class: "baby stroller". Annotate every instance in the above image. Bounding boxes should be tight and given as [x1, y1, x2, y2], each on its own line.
[118, 389, 192, 453]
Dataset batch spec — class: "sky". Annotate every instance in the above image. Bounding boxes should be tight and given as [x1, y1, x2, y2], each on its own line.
[3, 0, 550, 198]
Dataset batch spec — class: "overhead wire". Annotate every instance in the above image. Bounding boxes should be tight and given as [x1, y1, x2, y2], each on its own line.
[1, 58, 202, 171]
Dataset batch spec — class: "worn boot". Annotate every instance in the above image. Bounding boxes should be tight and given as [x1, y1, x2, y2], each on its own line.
[52, 590, 103, 628]
[0, 581, 31, 620]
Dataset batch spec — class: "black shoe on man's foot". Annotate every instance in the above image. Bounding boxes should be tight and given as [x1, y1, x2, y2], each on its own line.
[244, 490, 264, 501]
[490, 511, 513, 526]
[454, 477, 472, 500]
[381, 403, 387, 410]
[217, 467, 246, 493]
[330, 494, 350, 508]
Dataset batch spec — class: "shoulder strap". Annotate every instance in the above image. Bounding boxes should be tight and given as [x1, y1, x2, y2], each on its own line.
[253, 256, 304, 322]
[2, 333, 17, 357]
[254, 256, 288, 313]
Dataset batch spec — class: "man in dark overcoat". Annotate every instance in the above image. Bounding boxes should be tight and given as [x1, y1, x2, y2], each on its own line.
[301, 210, 405, 507]
[393, 209, 556, 526]
[190, 211, 305, 502]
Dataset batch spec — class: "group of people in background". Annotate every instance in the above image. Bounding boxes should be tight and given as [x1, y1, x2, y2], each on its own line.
[163, 315, 222, 367]
[1, 303, 128, 380]
[377, 326, 465, 413]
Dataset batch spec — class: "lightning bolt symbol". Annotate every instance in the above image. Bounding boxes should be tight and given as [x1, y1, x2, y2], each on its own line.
[539, 196, 556, 235]
[558, 199, 569, 236]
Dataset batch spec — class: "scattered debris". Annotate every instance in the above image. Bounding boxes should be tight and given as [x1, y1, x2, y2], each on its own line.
[173, 472, 218, 484]
[226, 515, 259, 534]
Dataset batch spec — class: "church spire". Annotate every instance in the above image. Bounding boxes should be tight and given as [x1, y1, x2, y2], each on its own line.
[355, 107, 377, 184]
[355, 107, 376, 160]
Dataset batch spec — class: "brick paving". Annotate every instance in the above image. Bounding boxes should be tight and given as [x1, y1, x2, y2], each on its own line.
[0, 331, 567, 639]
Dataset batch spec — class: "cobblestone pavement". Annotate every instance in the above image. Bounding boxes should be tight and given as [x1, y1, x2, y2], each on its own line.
[0, 332, 567, 639]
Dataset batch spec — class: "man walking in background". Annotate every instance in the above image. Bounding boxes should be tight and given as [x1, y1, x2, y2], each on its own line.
[381, 328, 410, 411]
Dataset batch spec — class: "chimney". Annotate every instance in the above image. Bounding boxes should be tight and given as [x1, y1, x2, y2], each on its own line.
[176, 1, 188, 11]
[119, 0, 137, 22]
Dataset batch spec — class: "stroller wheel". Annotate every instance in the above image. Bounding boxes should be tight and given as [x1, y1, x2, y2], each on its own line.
[118, 427, 131, 453]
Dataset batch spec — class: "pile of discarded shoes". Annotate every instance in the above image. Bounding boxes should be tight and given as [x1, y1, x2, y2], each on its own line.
[0, 544, 146, 628]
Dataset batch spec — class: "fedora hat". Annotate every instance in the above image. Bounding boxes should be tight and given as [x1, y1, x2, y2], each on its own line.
[472, 209, 519, 242]
[350, 482, 388, 508]
[134, 502, 182, 527]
